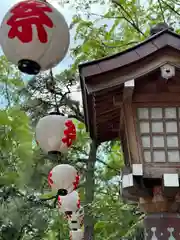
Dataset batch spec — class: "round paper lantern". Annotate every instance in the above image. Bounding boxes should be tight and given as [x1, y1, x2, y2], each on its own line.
[35, 113, 76, 154]
[68, 212, 81, 230]
[48, 164, 80, 195]
[70, 229, 84, 240]
[58, 191, 80, 214]
[76, 207, 84, 227]
[0, 0, 69, 75]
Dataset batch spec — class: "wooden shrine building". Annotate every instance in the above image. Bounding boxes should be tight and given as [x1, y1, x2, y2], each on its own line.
[79, 23, 180, 239]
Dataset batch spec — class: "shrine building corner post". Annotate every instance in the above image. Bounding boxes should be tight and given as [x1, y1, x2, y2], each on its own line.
[79, 22, 180, 239]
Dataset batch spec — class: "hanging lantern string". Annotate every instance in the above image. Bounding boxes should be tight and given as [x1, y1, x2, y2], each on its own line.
[40, 191, 63, 207]
[48, 69, 75, 118]
[53, 192, 59, 207]
[47, 69, 84, 122]
[49, 69, 61, 114]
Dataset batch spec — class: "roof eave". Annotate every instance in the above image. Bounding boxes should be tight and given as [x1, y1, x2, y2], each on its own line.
[79, 29, 179, 68]
[79, 30, 180, 78]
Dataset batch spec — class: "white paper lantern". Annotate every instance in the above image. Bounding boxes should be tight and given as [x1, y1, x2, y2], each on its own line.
[35, 113, 76, 154]
[58, 191, 80, 213]
[0, 0, 69, 75]
[76, 207, 84, 227]
[68, 212, 81, 230]
[70, 229, 84, 240]
[48, 164, 80, 195]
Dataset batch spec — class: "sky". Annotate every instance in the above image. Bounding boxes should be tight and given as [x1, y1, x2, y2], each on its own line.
[0, 0, 109, 102]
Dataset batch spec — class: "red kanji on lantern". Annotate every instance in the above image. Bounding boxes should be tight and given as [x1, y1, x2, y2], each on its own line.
[58, 195, 62, 207]
[48, 171, 53, 186]
[7, 0, 53, 43]
[62, 120, 76, 147]
[77, 198, 80, 209]
[73, 174, 80, 190]
[70, 232, 72, 240]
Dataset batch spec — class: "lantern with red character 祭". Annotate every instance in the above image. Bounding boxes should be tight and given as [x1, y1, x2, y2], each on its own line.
[58, 190, 80, 214]
[48, 164, 80, 196]
[0, 0, 69, 75]
[35, 113, 76, 155]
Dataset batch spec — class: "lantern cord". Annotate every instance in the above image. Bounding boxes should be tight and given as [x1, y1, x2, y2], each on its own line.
[41, 195, 56, 201]
[40, 192, 59, 207]
[49, 69, 61, 114]
[53, 193, 59, 208]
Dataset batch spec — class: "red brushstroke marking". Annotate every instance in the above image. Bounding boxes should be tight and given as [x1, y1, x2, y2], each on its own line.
[7, 0, 53, 43]
[62, 120, 76, 147]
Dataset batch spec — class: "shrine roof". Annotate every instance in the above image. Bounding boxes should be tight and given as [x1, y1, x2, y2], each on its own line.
[79, 29, 180, 80]
[78, 28, 180, 142]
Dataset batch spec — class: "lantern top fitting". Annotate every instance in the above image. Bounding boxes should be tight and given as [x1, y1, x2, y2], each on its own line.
[79, 24, 180, 143]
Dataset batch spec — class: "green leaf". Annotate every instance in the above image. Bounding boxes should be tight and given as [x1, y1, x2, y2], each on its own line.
[39, 191, 57, 200]
[0, 110, 10, 125]
[95, 221, 106, 230]
[77, 122, 85, 129]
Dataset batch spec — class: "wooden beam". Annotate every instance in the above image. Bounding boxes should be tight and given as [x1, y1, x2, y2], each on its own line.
[113, 96, 122, 107]
[112, 94, 123, 138]
[163, 173, 179, 197]
[132, 164, 143, 176]
[124, 79, 135, 87]
[123, 79, 135, 102]
[121, 81, 135, 166]
[121, 167, 151, 201]
[133, 92, 180, 102]
[122, 79, 142, 164]
[119, 108, 124, 135]
[143, 163, 180, 178]
[96, 107, 120, 117]
[91, 93, 98, 139]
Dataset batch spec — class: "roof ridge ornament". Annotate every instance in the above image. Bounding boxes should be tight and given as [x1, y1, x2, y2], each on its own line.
[150, 22, 174, 36]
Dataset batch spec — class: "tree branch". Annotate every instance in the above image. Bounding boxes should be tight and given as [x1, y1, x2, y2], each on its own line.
[85, 12, 124, 19]
[158, 0, 166, 23]
[96, 157, 121, 173]
[161, 0, 180, 18]
[112, 0, 146, 36]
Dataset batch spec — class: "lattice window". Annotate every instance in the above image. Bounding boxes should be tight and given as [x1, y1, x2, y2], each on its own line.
[137, 107, 180, 163]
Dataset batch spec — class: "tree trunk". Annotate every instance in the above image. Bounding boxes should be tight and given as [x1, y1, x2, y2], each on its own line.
[84, 140, 97, 240]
